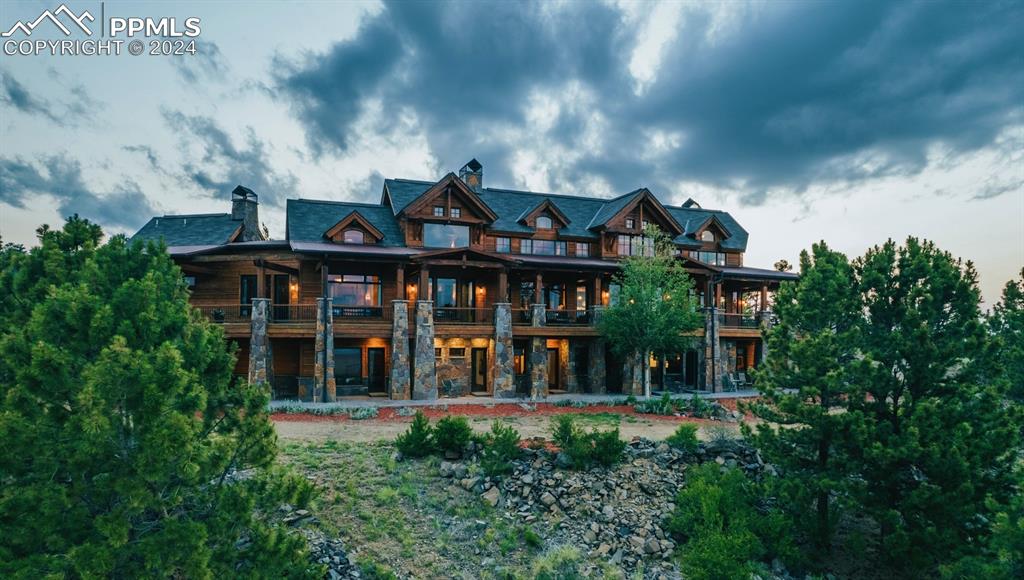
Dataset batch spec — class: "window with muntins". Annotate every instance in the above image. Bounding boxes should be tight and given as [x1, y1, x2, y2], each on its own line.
[328, 274, 382, 307]
[625, 218, 635, 229]
[617, 235, 654, 257]
[576, 243, 589, 257]
[520, 239, 533, 254]
[433, 206, 445, 217]
[451, 208, 461, 218]
[700, 230, 715, 242]
[495, 237, 511, 253]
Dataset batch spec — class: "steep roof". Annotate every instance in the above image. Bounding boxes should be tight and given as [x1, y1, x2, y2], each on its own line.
[286, 199, 404, 246]
[667, 206, 748, 251]
[131, 213, 241, 246]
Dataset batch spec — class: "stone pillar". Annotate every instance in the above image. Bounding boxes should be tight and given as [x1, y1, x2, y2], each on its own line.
[390, 300, 411, 399]
[413, 300, 437, 400]
[248, 298, 273, 387]
[703, 308, 722, 392]
[314, 298, 336, 402]
[529, 303, 547, 400]
[588, 339, 606, 394]
[493, 303, 516, 398]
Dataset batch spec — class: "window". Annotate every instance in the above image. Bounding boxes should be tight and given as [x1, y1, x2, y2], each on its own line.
[328, 274, 381, 307]
[423, 223, 469, 248]
[617, 235, 654, 257]
[183, 275, 196, 289]
[642, 220, 650, 230]
[701, 230, 715, 242]
[625, 218, 635, 229]
[528, 240, 567, 256]
[536, 215, 552, 229]
[434, 278, 458, 308]
[519, 281, 535, 309]
[575, 242, 589, 257]
[433, 206, 445, 217]
[576, 286, 587, 311]
[495, 237, 511, 253]
[451, 208, 461, 218]
[686, 250, 726, 265]
[342, 229, 364, 244]
[240, 274, 257, 306]
[545, 284, 564, 309]
[435, 347, 443, 358]
[449, 347, 466, 359]
[334, 347, 362, 386]
[520, 239, 533, 254]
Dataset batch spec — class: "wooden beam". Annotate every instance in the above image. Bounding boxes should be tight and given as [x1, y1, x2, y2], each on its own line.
[417, 259, 504, 269]
[396, 265, 405, 300]
[257, 260, 300, 277]
[179, 263, 217, 275]
[257, 263, 266, 299]
[498, 270, 508, 303]
[593, 275, 602, 307]
[534, 272, 543, 304]
[419, 266, 430, 301]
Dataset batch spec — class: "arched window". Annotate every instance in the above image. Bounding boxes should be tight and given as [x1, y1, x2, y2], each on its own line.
[700, 230, 715, 242]
[343, 229, 364, 244]
[536, 216, 552, 229]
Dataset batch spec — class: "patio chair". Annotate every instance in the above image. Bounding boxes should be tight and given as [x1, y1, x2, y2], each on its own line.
[737, 372, 749, 388]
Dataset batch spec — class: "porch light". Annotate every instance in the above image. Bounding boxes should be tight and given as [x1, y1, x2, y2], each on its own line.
[407, 284, 417, 299]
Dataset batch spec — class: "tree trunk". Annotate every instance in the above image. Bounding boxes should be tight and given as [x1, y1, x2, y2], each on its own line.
[643, 350, 651, 398]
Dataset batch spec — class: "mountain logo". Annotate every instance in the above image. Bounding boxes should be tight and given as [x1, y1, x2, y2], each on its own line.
[1, 4, 95, 38]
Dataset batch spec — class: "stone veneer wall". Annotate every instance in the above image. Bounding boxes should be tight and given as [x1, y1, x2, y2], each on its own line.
[248, 298, 274, 387]
[529, 303, 547, 400]
[389, 300, 411, 399]
[413, 301, 437, 400]
[313, 298, 337, 402]
[588, 339, 607, 394]
[493, 303, 516, 398]
[703, 307, 722, 392]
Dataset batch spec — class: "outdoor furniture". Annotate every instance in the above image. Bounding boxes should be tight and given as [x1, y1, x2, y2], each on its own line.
[737, 372, 750, 388]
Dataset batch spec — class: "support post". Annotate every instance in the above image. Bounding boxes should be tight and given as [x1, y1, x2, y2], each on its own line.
[529, 303, 547, 400]
[703, 307, 722, 392]
[248, 298, 273, 388]
[396, 265, 405, 300]
[413, 300, 437, 400]
[314, 297, 336, 402]
[492, 303, 516, 398]
[389, 300, 411, 399]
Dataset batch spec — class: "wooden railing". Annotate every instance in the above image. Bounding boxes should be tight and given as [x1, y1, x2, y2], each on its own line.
[434, 307, 494, 324]
[196, 304, 252, 323]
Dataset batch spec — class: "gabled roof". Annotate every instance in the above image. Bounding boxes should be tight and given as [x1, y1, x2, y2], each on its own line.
[131, 213, 242, 246]
[668, 206, 748, 251]
[393, 173, 498, 221]
[585, 188, 684, 236]
[516, 198, 571, 228]
[692, 214, 732, 239]
[286, 199, 404, 246]
[324, 210, 385, 242]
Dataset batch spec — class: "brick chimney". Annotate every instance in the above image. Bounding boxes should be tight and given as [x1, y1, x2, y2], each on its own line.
[459, 158, 483, 193]
[231, 185, 262, 241]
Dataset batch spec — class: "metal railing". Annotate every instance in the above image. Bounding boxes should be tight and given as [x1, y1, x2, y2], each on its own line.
[270, 303, 317, 322]
[545, 308, 593, 325]
[719, 312, 760, 328]
[434, 307, 494, 324]
[196, 304, 252, 323]
[512, 308, 532, 326]
[332, 305, 389, 321]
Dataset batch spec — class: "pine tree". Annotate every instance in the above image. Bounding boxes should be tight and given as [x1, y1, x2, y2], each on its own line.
[0, 217, 319, 578]
[989, 268, 1024, 403]
[847, 238, 1021, 571]
[598, 226, 704, 396]
[745, 242, 861, 558]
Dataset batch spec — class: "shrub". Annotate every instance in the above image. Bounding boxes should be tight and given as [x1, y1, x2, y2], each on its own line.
[357, 558, 397, 580]
[585, 428, 626, 467]
[551, 415, 625, 469]
[479, 421, 522, 476]
[686, 394, 714, 418]
[665, 423, 699, 453]
[550, 414, 582, 449]
[348, 407, 378, 420]
[635, 392, 676, 415]
[531, 546, 583, 579]
[433, 415, 473, 456]
[394, 411, 434, 458]
[665, 463, 797, 579]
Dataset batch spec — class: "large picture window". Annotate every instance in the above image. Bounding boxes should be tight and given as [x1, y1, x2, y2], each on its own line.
[685, 250, 726, 265]
[423, 223, 469, 248]
[617, 235, 654, 257]
[334, 347, 362, 386]
[328, 274, 381, 310]
[495, 237, 511, 253]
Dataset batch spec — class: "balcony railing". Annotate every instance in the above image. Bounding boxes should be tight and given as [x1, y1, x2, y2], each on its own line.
[719, 312, 760, 328]
[512, 308, 532, 326]
[545, 308, 593, 326]
[332, 305, 390, 321]
[434, 307, 494, 324]
[270, 303, 317, 322]
[196, 304, 252, 323]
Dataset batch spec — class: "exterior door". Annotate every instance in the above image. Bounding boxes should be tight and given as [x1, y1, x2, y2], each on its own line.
[272, 274, 289, 320]
[471, 348, 487, 393]
[547, 348, 559, 391]
[367, 348, 386, 394]
[240, 275, 257, 318]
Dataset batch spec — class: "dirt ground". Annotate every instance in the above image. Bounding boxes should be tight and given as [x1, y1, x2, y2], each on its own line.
[273, 410, 745, 443]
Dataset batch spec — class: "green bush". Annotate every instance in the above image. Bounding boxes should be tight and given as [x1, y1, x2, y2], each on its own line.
[665, 423, 699, 453]
[433, 415, 473, 456]
[394, 411, 434, 458]
[665, 463, 797, 579]
[479, 421, 522, 476]
[585, 428, 626, 467]
[552, 415, 625, 470]
[357, 558, 397, 580]
[686, 394, 714, 418]
[635, 392, 677, 415]
[531, 546, 583, 579]
[550, 414, 582, 449]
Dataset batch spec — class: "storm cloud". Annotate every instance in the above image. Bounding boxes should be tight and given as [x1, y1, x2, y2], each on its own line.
[0, 155, 156, 229]
[273, 0, 1024, 201]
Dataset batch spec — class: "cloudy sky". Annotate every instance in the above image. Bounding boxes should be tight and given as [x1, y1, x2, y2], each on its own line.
[1, 0, 1021, 304]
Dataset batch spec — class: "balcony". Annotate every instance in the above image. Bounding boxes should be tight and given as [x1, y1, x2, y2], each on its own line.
[332, 305, 390, 321]
[719, 311, 775, 328]
[434, 307, 494, 324]
[545, 308, 593, 326]
[196, 304, 252, 323]
[270, 304, 316, 322]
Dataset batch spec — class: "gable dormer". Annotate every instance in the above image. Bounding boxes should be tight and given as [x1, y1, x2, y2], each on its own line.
[397, 173, 497, 248]
[517, 198, 570, 231]
[593, 188, 684, 236]
[691, 215, 732, 245]
[324, 210, 385, 245]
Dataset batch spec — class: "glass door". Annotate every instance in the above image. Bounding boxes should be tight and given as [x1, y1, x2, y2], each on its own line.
[367, 348, 386, 394]
[471, 348, 487, 393]
[273, 274, 289, 320]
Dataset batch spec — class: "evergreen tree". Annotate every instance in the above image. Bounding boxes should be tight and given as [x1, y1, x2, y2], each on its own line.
[989, 268, 1024, 403]
[598, 226, 703, 396]
[847, 238, 1021, 572]
[745, 242, 861, 557]
[0, 217, 319, 578]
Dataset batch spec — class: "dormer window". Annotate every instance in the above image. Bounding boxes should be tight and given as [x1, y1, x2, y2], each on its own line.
[642, 220, 650, 229]
[625, 218, 635, 229]
[701, 230, 715, 242]
[343, 229, 364, 244]
[451, 208, 461, 218]
[433, 206, 445, 217]
[536, 216, 552, 229]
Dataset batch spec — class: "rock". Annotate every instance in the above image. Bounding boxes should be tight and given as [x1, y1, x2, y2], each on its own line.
[644, 538, 661, 553]
[481, 486, 501, 507]
[460, 477, 480, 491]
[540, 492, 558, 507]
[453, 464, 468, 479]
[583, 530, 597, 543]
[444, 449, 460, 460]
[521, 473, 534, 485]
[629, 535, 645, 551]
[655, 443, 670, 454]
[595, 543, 611, 556]
[392, 451, 404, 463]
[439, 461, 455, 478]
[555, 452, 572, 469]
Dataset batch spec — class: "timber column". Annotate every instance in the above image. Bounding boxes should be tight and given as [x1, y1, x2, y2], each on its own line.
[703, 307, 722, 392]
[529, 303, 547, 400]
[413, 300, 437, 400]
[493, 303, 516, 398]
[314, 297, 336, 402]
[248, 298, 274, 387]
[390, 300, 411, 399]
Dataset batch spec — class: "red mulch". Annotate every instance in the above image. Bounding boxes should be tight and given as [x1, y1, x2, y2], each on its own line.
[271, 397, 755, 424]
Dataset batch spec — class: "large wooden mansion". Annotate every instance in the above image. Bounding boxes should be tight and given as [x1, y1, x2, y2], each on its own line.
[132, 160, 796, 401]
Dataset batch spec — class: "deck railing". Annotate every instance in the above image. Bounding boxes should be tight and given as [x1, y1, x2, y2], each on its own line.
[511, 308, 532, 326]
[545, 308, 593, 325]
[332, 305, 390, 321]
[270, 303, 317, 322]
[434, 307, 494, 324]
[719, 312, 760, 328]
[196, 304, 252, 323]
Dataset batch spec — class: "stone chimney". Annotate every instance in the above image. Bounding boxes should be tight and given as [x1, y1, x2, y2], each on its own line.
[231, 185, 262, 241]
[459, 158, 483, 193]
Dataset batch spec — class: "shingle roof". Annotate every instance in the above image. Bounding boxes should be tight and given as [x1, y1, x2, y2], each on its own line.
[286, 199, 404, 246]
[667, 207, 748, 251]
[131, 214, 241, 246]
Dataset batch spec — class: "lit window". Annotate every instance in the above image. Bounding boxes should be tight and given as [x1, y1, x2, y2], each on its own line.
[423, 223, 469, 248]
[343, 229, 364, 244]
[433, 206, 445, 217]
[495, 237, 511, 253]
[520, 239, 533, 254]
[334, 347, 362, 386]
[536, 215, 552, 229]
[625, 218, 635, 229]
[435, 348, 443, 358]
[449, 347, 466, 359]
[451, 208, 461, 218]
[576, 243, 589, 257]
[701, 230, 715, 242]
